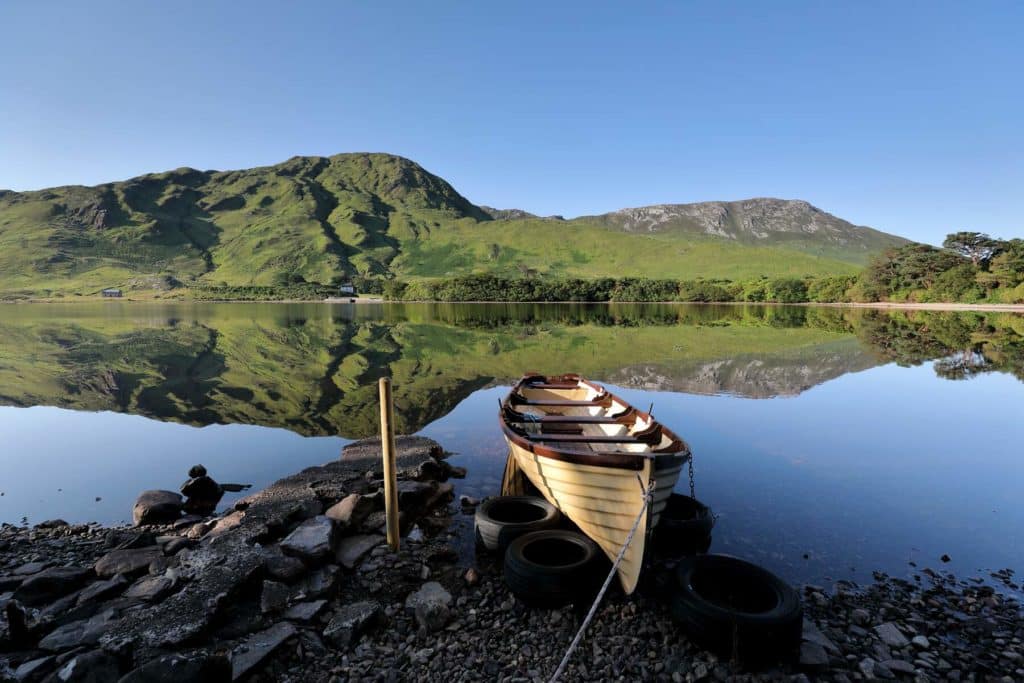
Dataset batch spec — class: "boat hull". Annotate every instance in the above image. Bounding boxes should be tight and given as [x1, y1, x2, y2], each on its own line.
[505, 439, 684, 595]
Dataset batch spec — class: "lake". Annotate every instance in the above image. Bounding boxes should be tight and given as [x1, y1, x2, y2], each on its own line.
[1, 302, 1021, 593]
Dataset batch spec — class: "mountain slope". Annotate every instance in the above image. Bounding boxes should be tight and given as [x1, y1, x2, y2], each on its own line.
[0, 153, 909, 297]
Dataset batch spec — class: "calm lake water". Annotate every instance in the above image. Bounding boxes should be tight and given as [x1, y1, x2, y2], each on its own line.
[1, 302, 1022, 592]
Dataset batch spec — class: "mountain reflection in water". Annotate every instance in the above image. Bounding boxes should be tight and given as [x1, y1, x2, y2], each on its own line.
[0, 302, 1021, 438]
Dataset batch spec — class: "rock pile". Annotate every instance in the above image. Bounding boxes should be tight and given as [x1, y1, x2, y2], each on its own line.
[2, 435, 1021, 681]
[0, 436, 460, 682]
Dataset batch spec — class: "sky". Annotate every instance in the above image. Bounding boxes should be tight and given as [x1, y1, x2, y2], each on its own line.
[1, 1, 1021, 244]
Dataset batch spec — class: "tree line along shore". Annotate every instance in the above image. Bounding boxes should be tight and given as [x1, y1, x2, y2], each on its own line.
[4, 232, 1023, 306]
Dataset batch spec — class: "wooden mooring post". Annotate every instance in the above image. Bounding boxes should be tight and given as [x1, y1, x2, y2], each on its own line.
[378, 377, 400, 551]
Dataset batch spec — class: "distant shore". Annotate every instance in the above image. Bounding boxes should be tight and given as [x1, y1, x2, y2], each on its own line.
[4, 296, 1024, 312]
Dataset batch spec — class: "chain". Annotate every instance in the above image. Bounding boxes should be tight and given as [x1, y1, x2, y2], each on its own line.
[688, 454, 695, 500]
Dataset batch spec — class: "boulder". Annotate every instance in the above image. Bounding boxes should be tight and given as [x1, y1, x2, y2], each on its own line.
[282, 600, 327, 622]
[291, 566, 340, 601]
[322, 600, 382, 649]
[117, 652, 231, 682]
[48, 649, 120, 682]
[180, 475, 224, 516]
[13, 561, 49, 576]
[404, 581, 452, 632]
[259, 580, 290, 614]
[133, 490, 183, 526]
[76, 575, 130, 606]
[13, 566, 93, 606]
[39, 609, 121, 651]
[799, 642, 830, 672]
[94, 548, 162, 579]
[335, 535, 383, 570]
[262, 553, 306, 583]
[340, 436, 445, 479]
[874, 622, 910, 648]
[229, 622, 297, 681]
[13, 655, 56, 682]
[123, 575, 176, 603]
[324, 494, 375, 528]
[280, 516, 335, 562]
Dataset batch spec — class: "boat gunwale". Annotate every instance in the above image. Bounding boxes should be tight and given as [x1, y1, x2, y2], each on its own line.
[500, 373, 691, 471]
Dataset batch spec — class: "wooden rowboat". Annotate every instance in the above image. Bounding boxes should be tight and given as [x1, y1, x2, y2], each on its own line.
[499, 373, 692, 594]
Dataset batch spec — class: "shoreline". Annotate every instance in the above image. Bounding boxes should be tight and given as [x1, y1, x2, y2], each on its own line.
[2, 438, 1022, 680]
[5, 297, 1024, 312]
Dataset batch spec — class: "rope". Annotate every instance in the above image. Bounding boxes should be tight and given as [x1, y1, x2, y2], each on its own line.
[548, 474, 655, 683]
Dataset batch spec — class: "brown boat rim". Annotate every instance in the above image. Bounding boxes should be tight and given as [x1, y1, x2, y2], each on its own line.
[500, 373, 691, 471]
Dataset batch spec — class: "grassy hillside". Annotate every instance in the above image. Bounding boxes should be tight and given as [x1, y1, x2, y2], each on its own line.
[0, 153, 907, 298]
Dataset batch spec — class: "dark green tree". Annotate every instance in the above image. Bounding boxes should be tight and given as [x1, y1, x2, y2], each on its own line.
[942, 232, 1004, 265]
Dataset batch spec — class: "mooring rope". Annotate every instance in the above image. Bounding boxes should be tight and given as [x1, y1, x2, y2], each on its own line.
[548, 474, 655, 683]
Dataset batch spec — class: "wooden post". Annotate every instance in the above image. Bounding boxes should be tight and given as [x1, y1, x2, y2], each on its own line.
[379, 377, 400, 551]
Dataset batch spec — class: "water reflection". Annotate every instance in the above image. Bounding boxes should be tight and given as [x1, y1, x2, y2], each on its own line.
[0, 304, 1022, 438]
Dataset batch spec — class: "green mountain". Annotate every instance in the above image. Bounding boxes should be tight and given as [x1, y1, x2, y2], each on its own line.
[0, 153, 909, 297]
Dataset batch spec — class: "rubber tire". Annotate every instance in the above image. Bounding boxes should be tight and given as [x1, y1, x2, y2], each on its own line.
[670, 554, 802, 666]
[503, 530, 601, 608]
[474, 496, 560, 554]
[653, 494, 715, 557]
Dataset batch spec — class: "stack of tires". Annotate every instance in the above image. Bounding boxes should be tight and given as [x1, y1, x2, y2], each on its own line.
[474, 496, 603, 607]
[475, 493, 802, 667]
[653, 493, 802, 667]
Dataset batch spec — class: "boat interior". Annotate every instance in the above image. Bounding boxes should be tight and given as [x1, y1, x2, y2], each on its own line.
[504, 376, 675, 454]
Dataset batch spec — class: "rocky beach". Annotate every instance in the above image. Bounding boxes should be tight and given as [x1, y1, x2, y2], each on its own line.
[1, 437, 1021, 682]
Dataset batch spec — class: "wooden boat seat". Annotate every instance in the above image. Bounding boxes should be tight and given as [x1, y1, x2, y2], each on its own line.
[511, 397, 608, 407]
[505, 413, 630, 425]
[520, 432, 660, 445]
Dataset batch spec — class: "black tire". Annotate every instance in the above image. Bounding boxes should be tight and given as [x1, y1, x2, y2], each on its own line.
[474, 496, 560, 554]
[504, 530, 601, 608]
[670, 554, 802, 666]
[653, 494, 715, 557]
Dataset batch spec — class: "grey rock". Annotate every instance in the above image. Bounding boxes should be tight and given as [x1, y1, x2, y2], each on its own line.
[323, 600, 382, 649]
[94, 548, 162, 579]
[259, 580, 290, 614]
[123, 575, 176, 603]
[162, 537, 195, 556]
[282, 600, 326, 622]
[875, 622, 910, 648]
[117, 652, 231, 682]
[405, 581, 452, 632]
[0, 575, 23, 591]
[335, 535, 383, 569]
[13, 561, 49, 576]
[396, 480, 435, 509]
[280, 516, 335, 562]
[172, 515, 205, 530]
[802, 618, 840, 654]
[852, 608, 872, 625]
[340, 436, 445, 478]
[799, 642, 829, 672]
[76, 575, 129, 606]
[262, 553, 306, 583]
[180, 475, 223, 516]
[229, 622, 297, 681]
[13, 567, 93, 606]
[291, 565, 340, 601]
[910, 635, 929, 649]
[880, 659, 917, 675]
[13, 655, 55, 682]
[858, 658, 878, 679]
[49, 650, 120, 682]
[132, 490, 182, 526]
[39, 609, 121, 652]
[873, 660, 895, 679]
[324, 494, 375, 527]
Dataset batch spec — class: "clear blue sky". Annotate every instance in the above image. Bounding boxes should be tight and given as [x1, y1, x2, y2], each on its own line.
[1, 1, 1021, 244]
